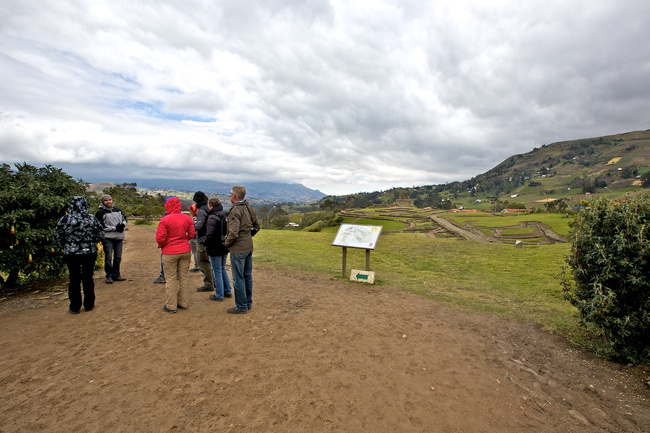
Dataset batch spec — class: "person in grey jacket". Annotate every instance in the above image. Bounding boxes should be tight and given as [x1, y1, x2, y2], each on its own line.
[95, 194, 127, 284]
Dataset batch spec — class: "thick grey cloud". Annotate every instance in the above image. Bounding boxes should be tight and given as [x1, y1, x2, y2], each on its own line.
[1, 0, 649, 195]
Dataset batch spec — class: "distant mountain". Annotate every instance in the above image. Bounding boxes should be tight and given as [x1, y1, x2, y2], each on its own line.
[104, 179, 326, 204]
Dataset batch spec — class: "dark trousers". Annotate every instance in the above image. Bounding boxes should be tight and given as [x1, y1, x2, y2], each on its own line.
[102, 238, 123, 278]
[65, 253, 97, 312]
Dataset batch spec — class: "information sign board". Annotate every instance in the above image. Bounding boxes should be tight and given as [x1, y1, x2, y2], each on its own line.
[332, 224, 382, 249]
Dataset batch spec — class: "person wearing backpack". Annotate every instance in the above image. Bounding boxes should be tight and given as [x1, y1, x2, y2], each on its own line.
[224, 185, 260, 314]
[192, 191, 215, 292]
[203, 197, 232, 302]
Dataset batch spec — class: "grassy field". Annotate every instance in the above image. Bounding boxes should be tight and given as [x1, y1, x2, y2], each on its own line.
[253, 229, 590, 345]
[441, 212, 572, 237]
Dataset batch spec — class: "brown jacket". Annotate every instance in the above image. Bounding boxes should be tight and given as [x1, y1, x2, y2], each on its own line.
[224, 200, 259, 254]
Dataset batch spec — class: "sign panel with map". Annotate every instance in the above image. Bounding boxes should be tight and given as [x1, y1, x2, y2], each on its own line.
[332, 224, 382, 249]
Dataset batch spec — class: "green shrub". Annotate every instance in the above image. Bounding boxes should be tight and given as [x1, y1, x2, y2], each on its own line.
[0, 163, 87, 288]
[561, 195, 650, 364]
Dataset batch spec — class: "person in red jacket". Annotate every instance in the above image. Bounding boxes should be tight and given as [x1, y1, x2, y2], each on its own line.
[156, 196, 196, 313]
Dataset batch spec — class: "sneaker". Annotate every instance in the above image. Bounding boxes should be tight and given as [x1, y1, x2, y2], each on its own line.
[113, 275, 126, 281]
[196, 286, 212, 292]
[209, 294, 224, 302]
[105, 277, 113, 284]
[227, 307, 247, 314]
[153, 276, 166, 284]
[177, 305, 188, 310]
[189, 268, 201, 273]
[163, 305, 177, 314]
[224, 293, 232, 298]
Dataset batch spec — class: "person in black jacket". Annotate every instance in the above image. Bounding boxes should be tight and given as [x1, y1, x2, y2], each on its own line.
[55, 196, 105, 314]
[192, 191, 215, 292]
[203, 197, 232, 302]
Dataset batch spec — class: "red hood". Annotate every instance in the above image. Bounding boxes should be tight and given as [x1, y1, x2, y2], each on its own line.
[164, 197, 182, 214]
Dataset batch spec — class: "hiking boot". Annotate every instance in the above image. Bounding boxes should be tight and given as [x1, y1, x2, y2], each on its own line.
[209, 294, 224, 302]
[177, 305, 188, 310]
[223, 293, 232, 298]
[105, 277, 113, 284]
[196, 286, 212, 292]
[227, 307, 247, 314]
[153, 275, 166, 284]
[113, 275, 126, 281]
[163, 305, 177, 314]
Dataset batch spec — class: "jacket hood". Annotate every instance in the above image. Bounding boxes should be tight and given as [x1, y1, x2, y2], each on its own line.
[207, 203, 224, 214]
[192, 191, 208, 207]
[69, 196, 90, 214]
[164, 196, 182, 214]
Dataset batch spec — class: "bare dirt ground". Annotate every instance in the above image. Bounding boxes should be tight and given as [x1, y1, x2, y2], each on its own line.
[1, 224, 649, 432]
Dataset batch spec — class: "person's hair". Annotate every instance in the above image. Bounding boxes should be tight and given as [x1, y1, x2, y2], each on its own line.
[231, 185, 246, 200]
[208, 197, 221, 207]
[100, 194, 112, 203]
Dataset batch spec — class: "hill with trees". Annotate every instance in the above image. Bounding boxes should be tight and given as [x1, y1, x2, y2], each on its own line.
[321, 130, 650, 212]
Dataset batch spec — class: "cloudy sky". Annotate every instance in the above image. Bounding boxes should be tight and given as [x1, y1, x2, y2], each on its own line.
[1, 0, 649, 195]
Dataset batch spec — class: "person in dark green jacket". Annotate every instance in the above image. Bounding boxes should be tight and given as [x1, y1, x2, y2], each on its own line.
[224, 185, 260, 314]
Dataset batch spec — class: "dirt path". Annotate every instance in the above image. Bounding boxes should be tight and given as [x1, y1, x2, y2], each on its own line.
[430, 214, 493, 242]
[1, 224, 649, 432]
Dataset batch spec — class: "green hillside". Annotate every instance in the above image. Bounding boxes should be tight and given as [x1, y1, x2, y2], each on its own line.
[467, 129, 650, 207]
[323, 130, 650, 211]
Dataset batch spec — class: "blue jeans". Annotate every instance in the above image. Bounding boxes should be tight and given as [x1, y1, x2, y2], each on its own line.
[230, 251, 253, 311]
[102, 238, 123, 278]
[209, 254, 232, 299]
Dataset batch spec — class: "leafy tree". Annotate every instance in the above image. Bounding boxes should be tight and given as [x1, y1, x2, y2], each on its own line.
[103, 183, 140, 215]
[268, 206, 289, 228]
[561, 195, 650, 363]
[641, 171, 650, 187]
[257, 206, 270, 228]
[569, 175, 596, 194]
[545, 198, 568, 213]
[0, 163, 87, 288]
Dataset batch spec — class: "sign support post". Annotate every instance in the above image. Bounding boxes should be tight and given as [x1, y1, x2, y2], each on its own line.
[366, 249, 370, 271]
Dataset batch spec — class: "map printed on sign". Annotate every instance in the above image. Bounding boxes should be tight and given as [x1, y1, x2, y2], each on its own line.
[332, 224, 383, 249]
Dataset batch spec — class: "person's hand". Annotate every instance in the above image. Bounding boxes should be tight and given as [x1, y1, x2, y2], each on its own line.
[115, 223, 125, 232]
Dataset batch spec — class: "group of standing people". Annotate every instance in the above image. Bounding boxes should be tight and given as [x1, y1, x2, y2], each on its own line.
[54, 185, 258, 316]
[54, 194, 127, 314]
[156, 185, 259, 315]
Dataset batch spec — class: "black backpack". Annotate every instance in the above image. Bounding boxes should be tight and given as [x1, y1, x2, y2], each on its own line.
[218, 213, 228, 245]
